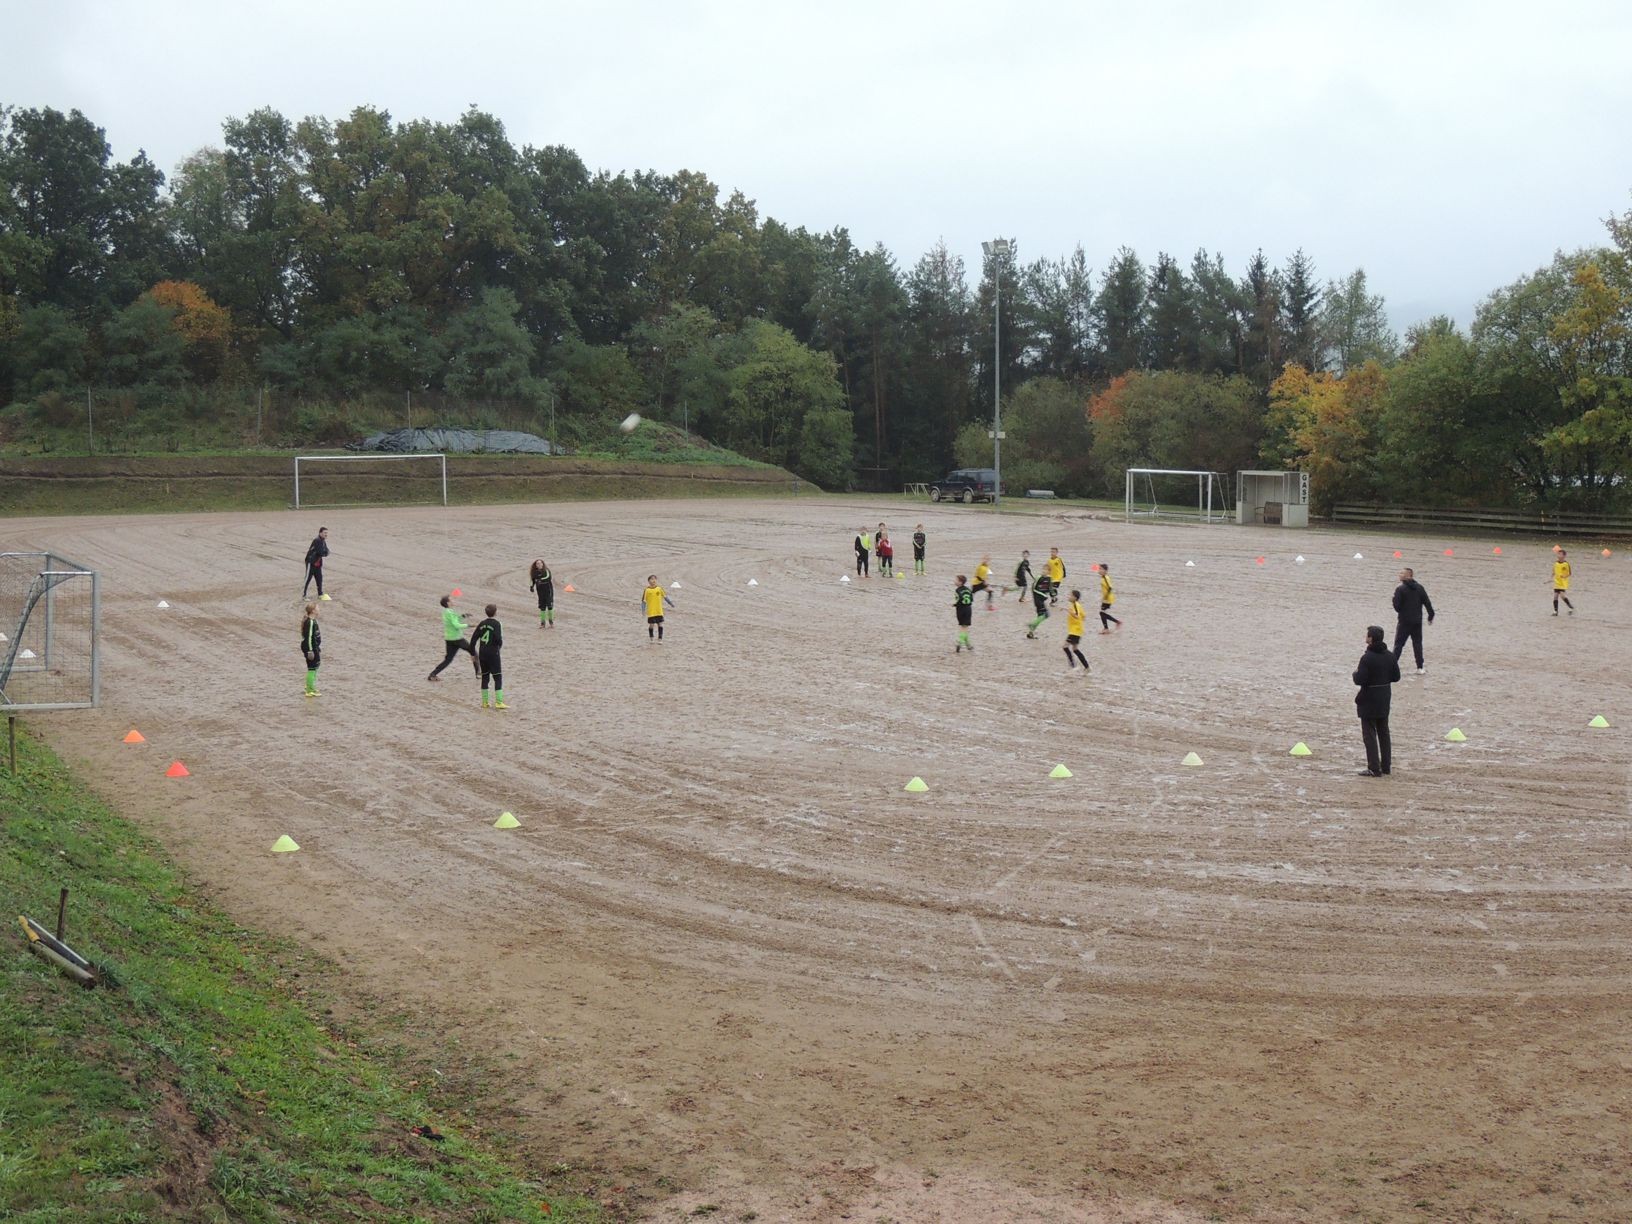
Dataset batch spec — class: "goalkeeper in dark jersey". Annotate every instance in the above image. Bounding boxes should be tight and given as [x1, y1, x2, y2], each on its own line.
[472, 604, 506, 709]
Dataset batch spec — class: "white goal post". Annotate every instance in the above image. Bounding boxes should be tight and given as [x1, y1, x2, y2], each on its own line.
[293, 453, 448, 509]
[1124, 468, 1233, 523]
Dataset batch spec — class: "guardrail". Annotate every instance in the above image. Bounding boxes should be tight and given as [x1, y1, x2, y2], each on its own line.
[1330, 503, 1632, 537]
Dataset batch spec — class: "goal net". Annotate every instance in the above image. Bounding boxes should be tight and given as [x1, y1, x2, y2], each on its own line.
[294, 454, 448, 509]
[1, 552, 100, 712]
[1124, 468, 1234, 523]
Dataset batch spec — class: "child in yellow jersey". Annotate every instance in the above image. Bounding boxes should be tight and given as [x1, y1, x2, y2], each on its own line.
[1063, 590, 1090, 673]
[1047, 547, 1065, 604]
[1098, 562, 1123, 632]
[972, 555, 994, 609]
[1552, 549, 1575, 615]
[642, 575, 676, 642]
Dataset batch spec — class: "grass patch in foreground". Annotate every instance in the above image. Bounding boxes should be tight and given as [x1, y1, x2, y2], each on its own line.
[0, 729, 604, 1223]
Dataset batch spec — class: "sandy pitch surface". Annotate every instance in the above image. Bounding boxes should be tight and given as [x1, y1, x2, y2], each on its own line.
[8, 498, 1630, 1222]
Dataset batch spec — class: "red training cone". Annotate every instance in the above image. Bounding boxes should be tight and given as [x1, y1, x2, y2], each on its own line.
[1443, 548, 1454, 557]
[1393, 550, 1403, 559]
[1492, 547, 1502, 556]
[450, 587, 462, 598]
[122, 729, 146, 744]
[165, 761, 190, 778]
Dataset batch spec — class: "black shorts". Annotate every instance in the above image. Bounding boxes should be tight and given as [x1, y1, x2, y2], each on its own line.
[647, 615, 664, 625]
[1100, 602, 1113, 612]
[304, 649, 321, 668]
[956, 614, 972, 627]
[1066, 634, 1080, 646]
[913, 547, 925, 559]
[971, 581, 988, 593]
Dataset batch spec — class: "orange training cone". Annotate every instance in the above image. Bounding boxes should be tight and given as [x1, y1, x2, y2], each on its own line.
[1443, 548, 1454, 557]
[122, 729, 146, 744]
[1255, 556, 1265, 565]
[1393, 550, 1403, 559]
[1602, 549, 1613, 558]
[450, 587, 462, 598]
[165, 761, 190, 778]
[1493, 546, 1502, 555]
[563, 583, 576, 593]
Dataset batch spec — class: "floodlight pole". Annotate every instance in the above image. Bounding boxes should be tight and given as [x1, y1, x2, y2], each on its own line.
[982, 238, 1011, 508]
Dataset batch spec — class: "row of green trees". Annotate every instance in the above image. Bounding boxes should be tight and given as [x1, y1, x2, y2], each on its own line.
[2, 103, 1629, 505]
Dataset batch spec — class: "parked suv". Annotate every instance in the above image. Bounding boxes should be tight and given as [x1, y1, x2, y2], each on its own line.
[929, 468, 1002, 503]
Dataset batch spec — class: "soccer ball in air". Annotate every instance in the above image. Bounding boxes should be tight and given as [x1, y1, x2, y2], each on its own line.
[620, 413, 642, 433]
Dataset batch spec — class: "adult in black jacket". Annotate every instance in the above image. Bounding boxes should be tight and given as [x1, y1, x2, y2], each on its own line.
[1353, 624, 1402, 776]
[303, 527, 330, 599]
[1391, 567, 1435, 673]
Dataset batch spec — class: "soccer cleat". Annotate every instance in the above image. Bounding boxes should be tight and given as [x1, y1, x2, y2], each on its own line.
[319, 594, 331, 601]
[1356, 769, 1381, 777]
[495, 701, 507, 709]
[1416, 667, 1425, 675]
[1025, 631, 1037, 639]
[954, 644, 961, 653]
[427, 673, 440, 682]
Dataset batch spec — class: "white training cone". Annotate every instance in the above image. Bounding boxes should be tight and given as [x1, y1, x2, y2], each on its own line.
[19, 649, 36, 659]
[1295, 555, 1305, 564]
[1184, 560, 1196, 568]
[840, 575, 851, 583]
[670, 581, 681, 589]
[1352, 553, 1363, 560]
[747, 578, 758, 586]
[156, 600, 170, 608]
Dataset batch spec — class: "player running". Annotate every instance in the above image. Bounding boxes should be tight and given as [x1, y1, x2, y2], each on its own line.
[1552, 549, 1576, 615]
[1063, 590, 1090, 673]
[1008, 550, 1033, 601]
[1098, 563, 1123, 633]
[1046, 547, 1066, 604]
[428, 595, 476, 680]
[973, 555, 994, 609]
[1024, 573, 1053, 638]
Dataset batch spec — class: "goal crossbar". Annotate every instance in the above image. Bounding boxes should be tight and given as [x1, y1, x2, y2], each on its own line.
[1124, 468, 1232, 523]
[294, 453, 448, 508]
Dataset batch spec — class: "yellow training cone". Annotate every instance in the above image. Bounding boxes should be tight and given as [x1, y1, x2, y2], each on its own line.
[271, 835, 299, 853]
[903, 776, 928, 793]
[1049, 763, 1073, 779]
[1445, 728, 1467, 742]
[1588, 714, 1609, 728]
[1289, 742, 1312, 757]
[1182, 751, 1204, 767]
[494, 811, 520, 829]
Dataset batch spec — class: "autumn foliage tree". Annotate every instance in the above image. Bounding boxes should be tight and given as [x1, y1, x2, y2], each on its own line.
[1261, 363, 1388, 512]
[146, 281, 233, 381]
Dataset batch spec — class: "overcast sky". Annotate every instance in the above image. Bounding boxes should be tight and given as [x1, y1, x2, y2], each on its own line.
[7, 0, 1631, 331]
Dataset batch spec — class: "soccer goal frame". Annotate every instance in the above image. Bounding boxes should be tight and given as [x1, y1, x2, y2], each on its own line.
[1124, 468, 1233, 524]
[1, 551, 100, 713]
[293, 453, 448, 509]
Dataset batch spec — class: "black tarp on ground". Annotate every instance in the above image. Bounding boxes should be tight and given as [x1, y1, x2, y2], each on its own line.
[353, 428, 565, 455]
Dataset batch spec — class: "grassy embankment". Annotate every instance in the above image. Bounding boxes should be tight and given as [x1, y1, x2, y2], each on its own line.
[0, 728, 607, 1222]
[0, 453, 805, 517]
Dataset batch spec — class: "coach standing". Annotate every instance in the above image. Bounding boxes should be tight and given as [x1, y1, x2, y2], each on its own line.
[1353, 624, 1401, 777]
[1391, 566, 1434, 674]
[303, 527, 330, 600]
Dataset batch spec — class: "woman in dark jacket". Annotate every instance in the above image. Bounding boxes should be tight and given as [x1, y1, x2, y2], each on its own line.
[1353, 624, 1402, 776]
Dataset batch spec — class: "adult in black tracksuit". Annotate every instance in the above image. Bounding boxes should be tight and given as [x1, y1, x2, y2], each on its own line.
[1353, 624, 1402, 776]
[1391, 567, 1436, 673]
[303, 527, 329, 598]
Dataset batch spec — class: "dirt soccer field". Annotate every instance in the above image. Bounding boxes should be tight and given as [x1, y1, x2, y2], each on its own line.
[6, 498, 1629, 1222]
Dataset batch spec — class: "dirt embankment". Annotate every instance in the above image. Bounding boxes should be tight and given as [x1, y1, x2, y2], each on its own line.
[0, 454, 803, 515]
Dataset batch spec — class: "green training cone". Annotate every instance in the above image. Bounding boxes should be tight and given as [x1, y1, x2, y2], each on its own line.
[1182, 751, 1204, 767]
[1445, 728, 1467, 742]
[1289, 742, 1312, 757]
[494, 811, 520, 829]
[903, 776, 929, 793]
[1588, 714, 1610, 728]
[271, 835, 299, 853]
[1049, 763, 1073, 779]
